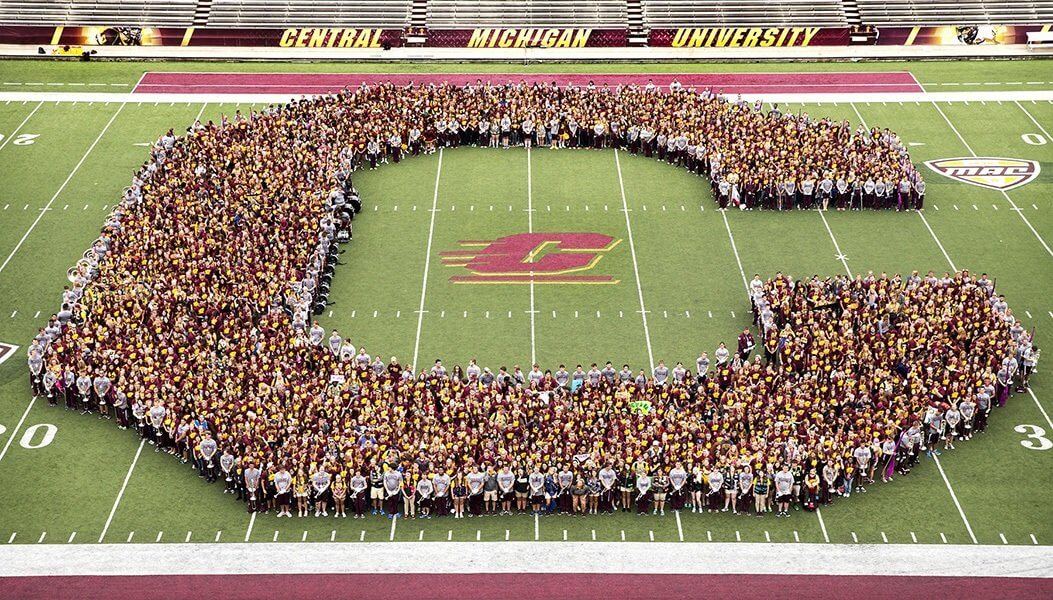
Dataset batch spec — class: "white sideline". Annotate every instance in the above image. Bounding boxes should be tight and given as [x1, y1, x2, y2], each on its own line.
[0, 101, 124, 275]
[613, 149, 655, 373]
[930, 101, 1053, 258]
[0, 542, 1049, 578]
[410, 148, 443, 374]
[3, 91, 1053, 106]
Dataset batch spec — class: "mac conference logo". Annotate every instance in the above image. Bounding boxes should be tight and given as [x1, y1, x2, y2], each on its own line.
[924, 157, 1040, 192]
[440, 232, 622, 284]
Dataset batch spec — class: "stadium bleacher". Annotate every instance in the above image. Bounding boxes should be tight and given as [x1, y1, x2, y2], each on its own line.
[0, 0, 196, 26]
[425, 0, 627, 28]
[640, 0, 848, 28]
[206, 1, 412, 29]
[855, 0, 1053, 26]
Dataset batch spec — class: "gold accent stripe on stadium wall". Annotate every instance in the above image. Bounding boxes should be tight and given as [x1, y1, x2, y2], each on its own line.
[904, 27, 920, 46]
[51, 27, 63, 46]
[1043, 25, 1051, 33]
[181, 27, 195, 47]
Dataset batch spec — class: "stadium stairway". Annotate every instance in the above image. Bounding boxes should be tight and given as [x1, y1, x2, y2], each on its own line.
[410, 0, 427, 28]
[193, 0, 213, 26]
[627, 0, 648, 46]
[841, 0, 862, 26]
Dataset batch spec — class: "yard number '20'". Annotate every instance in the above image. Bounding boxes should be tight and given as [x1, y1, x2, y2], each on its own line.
[0, 133, 38, 146]
[0, 423, 57, 450]
[1014, 424, 1053, 451]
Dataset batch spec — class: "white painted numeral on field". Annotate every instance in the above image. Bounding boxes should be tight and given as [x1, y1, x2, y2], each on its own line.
[0, 424, 6, 437]
[1014, 424, 1053, 450]
[1021, 133, 1047, 146]
[19, 423, 56, 449]
[0, 133, 39, 145]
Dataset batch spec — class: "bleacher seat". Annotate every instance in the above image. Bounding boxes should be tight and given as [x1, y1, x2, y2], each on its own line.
[0, 0, 196, 26]
[856, 0, 1053, 26]
[206, 0, 412, 29]
[426, 0, 627, 28]
[641, 0, 848, 28]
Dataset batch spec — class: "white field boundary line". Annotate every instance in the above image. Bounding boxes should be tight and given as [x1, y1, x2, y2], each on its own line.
[931, 101, 1053, 258]
[849, 102, 956, 271]
[0, 100, 42, 152]
[614, 149, 655, 373]
[0, 102, 125, 276]
[98, 438, 146, 543]
[0, 396, 36, 463]
[526, 146, 536, 366]
[818, 195, 978, 545]
[410, 148, 443, 374]
[1, 542, 1050, 577]
[4, 91, 1053, 106]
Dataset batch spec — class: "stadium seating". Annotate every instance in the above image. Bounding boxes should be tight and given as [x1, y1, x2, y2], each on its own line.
[855, 1, 1053, 26]
[640, 0, 848, 28]
[206, 1, 412, 28]
[0, 0, 196, 26]
[425, 0, 627, 28]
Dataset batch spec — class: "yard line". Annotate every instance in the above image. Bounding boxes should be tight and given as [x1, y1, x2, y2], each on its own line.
[816, 508, 830, 543]
[931, 102, 1052, 257]
[852, 102, 956, 267]
[933, 455, 978, 544]
[411, 149, 443, 373]
[527, 150, 537, 363]
[675, 510, 684, 541]
[1026, 389, 1053, 430]
[1014, 100, 1053, 142]
[98, 438, 145, 543]
[244, 511, 256, 542]
[0, 100, 42, 152]
[614, 150, 655, 372]
[0, 397, 36, 463]
[0, 102, 125, 276]
[719, 210, 750, 293]
[818, 209, 851, 275]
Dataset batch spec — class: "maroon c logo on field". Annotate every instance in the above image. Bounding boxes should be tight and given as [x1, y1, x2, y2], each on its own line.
[440, 232, 622, 284]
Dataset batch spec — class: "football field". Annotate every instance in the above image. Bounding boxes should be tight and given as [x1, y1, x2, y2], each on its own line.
[0, 60, 1050, 551]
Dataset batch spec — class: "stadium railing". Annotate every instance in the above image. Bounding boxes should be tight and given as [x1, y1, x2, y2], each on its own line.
[640, 0, 848, 28]
[0, 0, 196, 27]
[425, 0, 628, 28]
[856, 0, 1053, 26]
[206, 0, 412, 29]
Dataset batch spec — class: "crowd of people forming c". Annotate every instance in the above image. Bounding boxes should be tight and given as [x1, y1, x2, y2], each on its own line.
[26, 80, 1033, 522]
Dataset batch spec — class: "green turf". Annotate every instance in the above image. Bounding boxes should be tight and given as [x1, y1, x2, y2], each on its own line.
[0, 86, 1049, 548]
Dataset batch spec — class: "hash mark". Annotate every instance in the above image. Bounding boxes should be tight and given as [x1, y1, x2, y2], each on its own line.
[33, 311, 39, 319]
[621, 530, 626, 541]
[478, 530, 482, 541]
[156, 531, 163, 542]
[764, 531, 770, 542]
[332, 530, 337, 542]
[619, 310, 623, 318]
[441, 310, 445, 318]
[373, 310, 378, 318]
[685, 311, 691, 318]
[63, 205, 68, 210]
[447, 530, 452, 540]
[361, 530, 365, 541]
[940, 532, 947, 544]
[649, 530, 654, 542]
[934, 205, 939, 211]
[793, 531, 799, 542]
[351, 310, 356, 318]
[993, 204, 999, 211]
[731, 311, 736, 318]
[273, 531, 279, 542]
[851, 532, 857, 543]
[663, 310, 668, 318]
[910, 531, 917, 543]
[1000, 533, 1008, 545]
[1034, 204, 1040, 210]
[463, 311, 467, 318]
[215, 531, 221, 542]
[953, 205, 959, 211]
[708, 311, 712, 318]
[972, 205, 978, 210]
[127, 531, 134, 543]
[591, 529, 596, 541]
[563, 529, 568, 541]
[485, 311, 490, 319]
[420, 530, 425, 541]
[7, 533, 15, 543]
[574, 310, 579, 318]
[596, 310, 600, 318]
[735, 530, 741, 542]
[68, 532, 76, 543]
[11, 311, 16, 318]
[37, 532, 45, 544]
[1026, 311, 1033, 319]
[508, 311, 512, 318]
[396, 310, 400, 318]
[881, 532, 888, 543]
[505, 529, 510, 541]
[302, 531, 308, 542]
[185, 531, 192, 542]
[328, 310, 333, 318]
[1031, 534, 1038, 545]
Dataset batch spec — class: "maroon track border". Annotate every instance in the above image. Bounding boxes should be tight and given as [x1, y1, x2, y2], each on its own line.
[132, 72, 923, 95]
[2, 573, 1050, 600]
